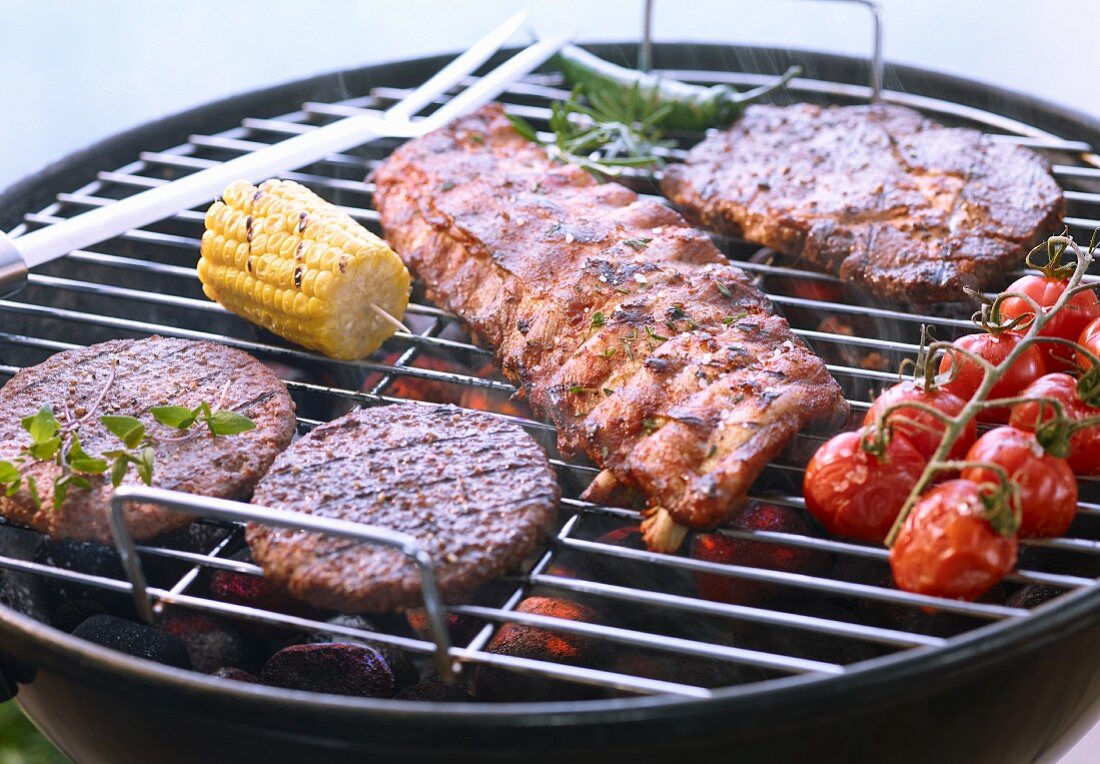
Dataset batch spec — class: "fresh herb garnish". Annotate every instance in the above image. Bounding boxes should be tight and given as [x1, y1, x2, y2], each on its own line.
[0, 377, 256, 510]
[506, 85, 674, 179]
[645, 326, 669, 343]
[623, 237, 651, 251]
[716, 282, 734, 299]
[590, 311, 606, 330]
[722, 311, 749, 326]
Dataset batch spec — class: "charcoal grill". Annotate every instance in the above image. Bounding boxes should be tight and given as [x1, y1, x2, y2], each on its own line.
[2, 39, 1100, 764]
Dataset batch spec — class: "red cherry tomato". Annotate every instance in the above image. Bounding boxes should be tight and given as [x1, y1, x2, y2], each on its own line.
[1009, 373, 1100, 475]
[1078, 317, 1100, 372]
[803, 427, 927, 543]
[1000, 275, 1100, 372]
[889, 479, 1017, 601]
[960, 426, 1078, 538]
[863, 381, 976, 461]
[937, 332, 1046, 422]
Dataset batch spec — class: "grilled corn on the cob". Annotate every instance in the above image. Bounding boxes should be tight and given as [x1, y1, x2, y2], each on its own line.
[198, 179, 410, 360]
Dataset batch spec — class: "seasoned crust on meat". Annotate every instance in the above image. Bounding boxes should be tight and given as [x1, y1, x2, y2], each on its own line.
[371, 104, 848, 540]
[0, 337, 297, 543]
[661, 103, 1064, 303]
[245, 403, 559, 612]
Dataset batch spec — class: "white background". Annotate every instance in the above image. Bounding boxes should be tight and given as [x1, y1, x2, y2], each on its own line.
[3, 1, 1100, 760]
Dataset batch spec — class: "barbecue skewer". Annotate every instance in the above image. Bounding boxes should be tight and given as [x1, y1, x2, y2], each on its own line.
[0, 14, 570, 300]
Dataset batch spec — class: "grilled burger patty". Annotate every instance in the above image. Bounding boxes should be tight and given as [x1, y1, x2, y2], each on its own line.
[0, 337, 297, 543]
[372, 104, 848, 551]
[661, 103, 1064, 303]
[245, 403, 559, 612]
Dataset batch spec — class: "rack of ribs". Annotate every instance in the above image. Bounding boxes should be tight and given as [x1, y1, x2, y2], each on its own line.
[372, 104, 848, 553]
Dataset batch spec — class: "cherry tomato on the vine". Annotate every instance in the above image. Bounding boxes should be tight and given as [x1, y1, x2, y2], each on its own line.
[863, 380, 976, 461]
[960, 426, 1077, 538]
[1009, 373, 1100, 475]
[889, 479, 1017, 601]
[803, 427, 928, 543]
[1078, 316, 1100, 373]
[937, 332, 1046, 422]
[999, 275, 1100, 372]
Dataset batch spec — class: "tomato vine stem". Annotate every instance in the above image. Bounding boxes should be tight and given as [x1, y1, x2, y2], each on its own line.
[883, 235, 1098, 547]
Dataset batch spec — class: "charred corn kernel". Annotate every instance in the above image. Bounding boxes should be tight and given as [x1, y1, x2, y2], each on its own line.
[198, 179, 410, 360]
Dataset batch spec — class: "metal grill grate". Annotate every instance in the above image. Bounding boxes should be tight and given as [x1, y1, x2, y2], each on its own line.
[3, 58, 1100, 701]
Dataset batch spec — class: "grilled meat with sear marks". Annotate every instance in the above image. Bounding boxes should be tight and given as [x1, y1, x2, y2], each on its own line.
[0, 337, 297, 543]
[371, 104, 847, 551]
[661, 103, 1064, 303]
[245, 403, 559, 612]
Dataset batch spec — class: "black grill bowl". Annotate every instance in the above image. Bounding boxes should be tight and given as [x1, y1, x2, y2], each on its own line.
[3, 44, 1100, 763]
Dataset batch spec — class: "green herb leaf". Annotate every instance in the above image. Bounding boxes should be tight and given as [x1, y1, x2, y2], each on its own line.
[600, 348, 618, 359]
[642, 418, 661, 435]
[52, 477, 69, 510]
[206, 411, 256, 436]
[150, 405, 196, 431]
[100, 415, 146, 449]
[110, 456, 130, 488]
[566, 385, 588, 395]
[590, 311, 606, 329]
[716, 282, 733, 299]
[52, 474, 92, 510]
[136, 447, 155, 486]
[440, 180, 456, 192]
[25, 439, 61, 462]
[623, 237, 651, 250]
[0, 461, 18, 484]
[25, 476, 40, 510]
[0, 461, 20, 496]
[603, 388, 614, 397]
[505, 113, 540, 143]
[22, 405, 59, 446]
[67, 434, 108, 474]
[645, 326, 669, 342]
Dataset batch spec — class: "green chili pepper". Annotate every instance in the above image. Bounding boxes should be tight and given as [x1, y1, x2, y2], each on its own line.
[556, 45, 801, 131]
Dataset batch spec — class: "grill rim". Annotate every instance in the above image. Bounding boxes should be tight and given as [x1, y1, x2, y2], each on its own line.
[3, 42, 1100, 731]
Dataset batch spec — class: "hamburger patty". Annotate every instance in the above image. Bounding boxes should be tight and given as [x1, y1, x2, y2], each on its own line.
[245, 403, 559, 612]
[0, 337, 297, 543]
[661, 103, 1064, 302]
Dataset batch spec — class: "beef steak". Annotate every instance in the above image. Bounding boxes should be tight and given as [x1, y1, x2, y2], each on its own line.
[661, 103, 1064, 302]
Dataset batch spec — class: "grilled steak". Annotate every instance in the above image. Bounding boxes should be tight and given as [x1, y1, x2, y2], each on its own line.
[0, 337, 296, 543]
[245, 403, 559, 612]
[371, 104, 848, 552]
[661, 103, 1064, 303]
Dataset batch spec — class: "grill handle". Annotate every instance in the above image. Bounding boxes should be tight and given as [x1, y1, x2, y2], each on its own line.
[108, 486, 458, 682]
[0, 232, 27, 299]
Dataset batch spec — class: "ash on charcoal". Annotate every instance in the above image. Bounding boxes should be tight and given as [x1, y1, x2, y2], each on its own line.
[260, 643, 394, 698]
[72, 614, 191, 669]
[156, 610, 254, 674]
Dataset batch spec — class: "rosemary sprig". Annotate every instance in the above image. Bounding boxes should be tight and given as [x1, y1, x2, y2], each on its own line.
[507, 84, 675, 179]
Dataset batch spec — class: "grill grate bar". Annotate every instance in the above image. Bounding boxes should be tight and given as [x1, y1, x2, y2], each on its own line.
[529, 574, 946, 649]
[557, 535, 1028, 620]
[450, 605, 845, 675]
[0, 300, 505, 389]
